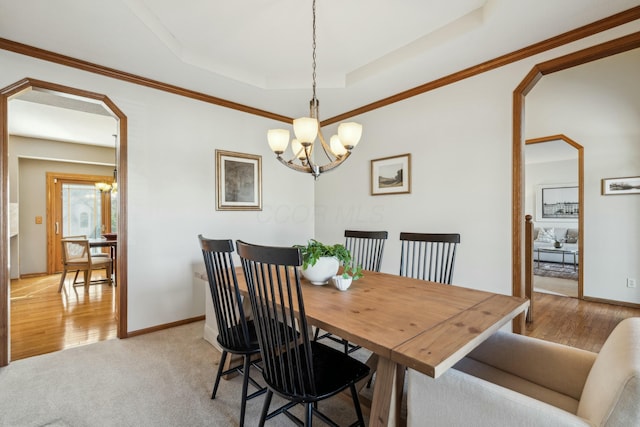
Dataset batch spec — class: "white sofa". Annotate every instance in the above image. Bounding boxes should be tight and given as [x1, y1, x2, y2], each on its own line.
[533, 226, 579, 264]
[407, 317, 640, 427]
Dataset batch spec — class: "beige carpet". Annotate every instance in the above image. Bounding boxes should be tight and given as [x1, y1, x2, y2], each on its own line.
[0, 321, 370, 426]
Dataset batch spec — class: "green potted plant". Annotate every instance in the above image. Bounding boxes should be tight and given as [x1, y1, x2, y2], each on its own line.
[295, 239, 363, 286]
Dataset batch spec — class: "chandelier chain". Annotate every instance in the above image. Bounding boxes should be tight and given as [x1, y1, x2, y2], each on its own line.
[311, 0, 317, 103]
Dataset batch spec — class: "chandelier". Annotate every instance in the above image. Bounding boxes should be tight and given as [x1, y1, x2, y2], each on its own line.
[267, 0, 362, 179]
[95, 134, 118, 193]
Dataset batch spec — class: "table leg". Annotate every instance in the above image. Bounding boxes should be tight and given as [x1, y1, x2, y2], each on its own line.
[370, 356, 400, 427]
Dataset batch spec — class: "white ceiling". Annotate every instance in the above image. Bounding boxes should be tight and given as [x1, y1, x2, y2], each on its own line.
[1, 0, 639, 145]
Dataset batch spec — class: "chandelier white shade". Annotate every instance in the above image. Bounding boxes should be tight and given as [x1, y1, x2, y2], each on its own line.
[267, 0, 362, 179]
[337, 122, 363, 149]
[293, 117, 319, 145]
[267, 129, 289, 154]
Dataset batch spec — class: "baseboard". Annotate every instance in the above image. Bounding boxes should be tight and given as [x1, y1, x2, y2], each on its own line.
[126, 315, 205, 338]
[583, 296, 640, 309]
[19, 272, 49, 279]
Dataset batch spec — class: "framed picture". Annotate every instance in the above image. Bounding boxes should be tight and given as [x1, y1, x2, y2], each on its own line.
[536, 183, 578, 222]
[370, 153, 411, 196]
[602, 176, 640, 195]
[216, 150, 262, 211]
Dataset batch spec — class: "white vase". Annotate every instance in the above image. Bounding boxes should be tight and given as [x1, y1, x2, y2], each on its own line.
[301, 256, 339, 285]
[332, 275, 352, 291]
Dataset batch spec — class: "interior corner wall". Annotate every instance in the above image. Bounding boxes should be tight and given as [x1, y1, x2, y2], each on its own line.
[526, 48, 640, 303]
[315, 24, 640, 299]
[1, 49, 314, 332]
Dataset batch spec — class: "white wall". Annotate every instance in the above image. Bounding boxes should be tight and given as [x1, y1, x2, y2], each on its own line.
[316, 65, 519, 293]
[1, 49, 314, 332]
[526, 48, 640, 303]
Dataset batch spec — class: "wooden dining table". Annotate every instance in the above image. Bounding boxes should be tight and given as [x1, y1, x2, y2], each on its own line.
[235, 268, 529, 427]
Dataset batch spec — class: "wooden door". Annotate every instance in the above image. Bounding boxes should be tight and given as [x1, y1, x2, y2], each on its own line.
[47, 172, 114, 273]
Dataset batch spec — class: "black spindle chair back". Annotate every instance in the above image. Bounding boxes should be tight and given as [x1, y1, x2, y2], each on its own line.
[344, 230, 388, 272]
[399, 232, 460, 284]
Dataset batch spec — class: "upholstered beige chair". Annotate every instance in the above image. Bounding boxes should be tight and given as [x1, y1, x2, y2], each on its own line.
[407, 317, 640, 427]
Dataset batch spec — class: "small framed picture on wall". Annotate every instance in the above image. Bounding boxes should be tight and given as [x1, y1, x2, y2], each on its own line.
[216, 150, 262, 211]
[370, 153, 411, 196]
[601, 176, 640, 195]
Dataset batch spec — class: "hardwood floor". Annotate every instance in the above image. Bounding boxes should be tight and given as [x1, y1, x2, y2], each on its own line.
[10, 273, 117, 361]
[526, 291, 640, 352]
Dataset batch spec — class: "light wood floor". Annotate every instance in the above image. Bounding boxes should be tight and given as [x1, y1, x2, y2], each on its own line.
[10, 273, 117, 361]
[8, 274, 640, 361]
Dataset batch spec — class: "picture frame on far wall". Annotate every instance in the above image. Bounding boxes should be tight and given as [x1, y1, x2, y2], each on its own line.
[601, 176, 640, 195]
[216, 149, 262, 211]
[371, 153, 411, 196]
[536, 183, 578, 222]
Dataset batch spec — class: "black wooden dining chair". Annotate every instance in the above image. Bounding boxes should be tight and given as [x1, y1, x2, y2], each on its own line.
[399, 232, 460, 284]
[344, 230, 388, 272]
[198, 235, 267, 427]
[236, 240, 370, 427]
[315, 230, 388, 354]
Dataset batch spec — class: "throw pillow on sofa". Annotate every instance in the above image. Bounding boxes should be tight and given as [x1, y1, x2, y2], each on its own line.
[536, 228, 555, 243]
[566, 229, 579, 243]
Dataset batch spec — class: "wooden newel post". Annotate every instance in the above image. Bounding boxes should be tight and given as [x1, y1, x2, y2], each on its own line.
[525, 215, 534, 323]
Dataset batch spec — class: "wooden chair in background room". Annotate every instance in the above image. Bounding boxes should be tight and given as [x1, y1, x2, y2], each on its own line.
[399, 232, 461, 284]
[65, 234, 108, 259]
[315, 230, 388, 354]
[236, 240, 370, 427]
[198, 235, 267, 427]
[57, 238, 112, 292]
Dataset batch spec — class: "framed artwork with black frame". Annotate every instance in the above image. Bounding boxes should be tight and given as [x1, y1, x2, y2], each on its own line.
[216, 149, 262, 211]
[370, 153, 411, 196]
[536, 183, 578, 221]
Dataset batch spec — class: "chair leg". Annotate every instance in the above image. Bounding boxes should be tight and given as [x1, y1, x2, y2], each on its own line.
[107, 264, 113, 286]
[212, 350, 228, 399]
[259, 389, 272, 427]
[72, 270, 82, 285]
[58, 270, 68, 292]
[350, 383, 366, 427]
[305, 402, 312, 426]
[239, 355, 251, 427]
[85, 268, 93, 292]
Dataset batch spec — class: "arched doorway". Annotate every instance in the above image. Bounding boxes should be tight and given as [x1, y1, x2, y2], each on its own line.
[0, 78, 129, 366]
[511, 32, 640, 333]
